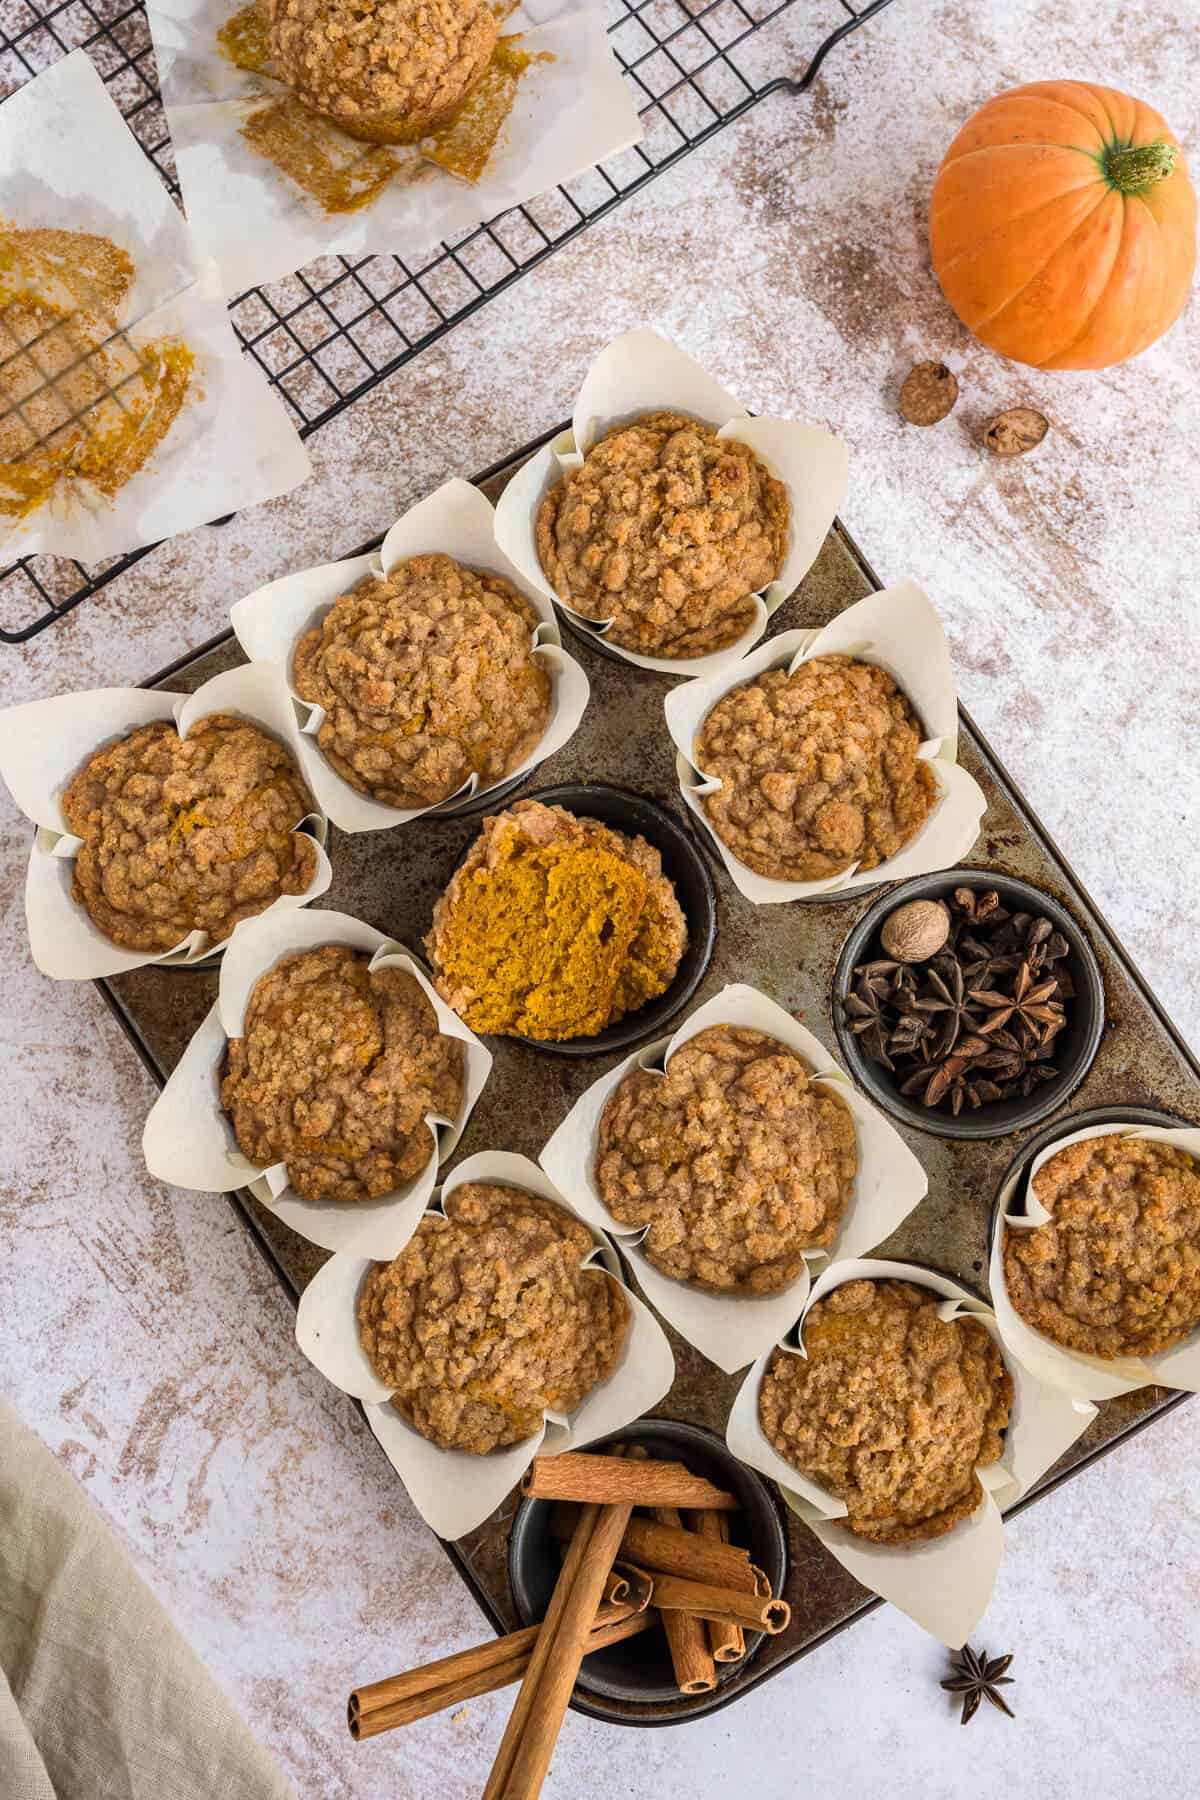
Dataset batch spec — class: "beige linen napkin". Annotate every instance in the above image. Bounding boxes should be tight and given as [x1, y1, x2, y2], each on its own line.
[0, 1402, 292, 1800]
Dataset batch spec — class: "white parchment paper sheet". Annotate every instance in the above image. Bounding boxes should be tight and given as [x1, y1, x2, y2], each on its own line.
[991, 1121, 1200, 1401]
[295, 1150, 675, 1537]
[664, 582, 987, 901]
[493, 327, 850, 676]
[148, 0, 641, 292]
[726, 1259, 1096, 1645]
[142, 907, 491, 1257]
[0, 51, 309, 563]
[0, 663, 331, 979]
[230, 476, 589, 831]
[540, 983, 928, 1373]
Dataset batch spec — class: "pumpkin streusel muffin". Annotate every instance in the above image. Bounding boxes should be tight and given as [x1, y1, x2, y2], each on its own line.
[1003, 1133, 1200, 1359]
[536, 411, 789, 659]
[266, 0, 497, 144]
[61, 714, 316, 951]
[292, 554, 551, 810]
[758, 1279, 1012, 1545]
[596, 1024, 858, 1294]
[357, 1182, 629, 1452]
[222, 945, 464, 1204]
[425, 799, 687, 1041]
[695, 653, 938, 882]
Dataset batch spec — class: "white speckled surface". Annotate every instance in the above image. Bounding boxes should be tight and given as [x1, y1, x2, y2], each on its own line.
[3, 0, 1200, 1793]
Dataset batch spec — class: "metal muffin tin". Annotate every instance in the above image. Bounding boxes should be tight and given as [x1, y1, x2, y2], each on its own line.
[96, 427, 1200, 1727]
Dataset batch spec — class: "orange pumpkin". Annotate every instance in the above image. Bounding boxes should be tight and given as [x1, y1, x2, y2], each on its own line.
[930, 81, 1197, 369]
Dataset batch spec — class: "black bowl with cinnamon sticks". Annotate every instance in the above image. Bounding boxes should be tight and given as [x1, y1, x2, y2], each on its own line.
[832, 869, 1105, 1142]
[507, 1422, 789, 1709]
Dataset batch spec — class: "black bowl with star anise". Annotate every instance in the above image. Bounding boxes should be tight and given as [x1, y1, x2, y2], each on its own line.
[831, 870, 1105, 1141]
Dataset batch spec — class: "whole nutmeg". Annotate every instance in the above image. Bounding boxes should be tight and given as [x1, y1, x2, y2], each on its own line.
[880, 898, 951, 963]
[984, 407, 1049, 456]
[899, 361, 959, 426]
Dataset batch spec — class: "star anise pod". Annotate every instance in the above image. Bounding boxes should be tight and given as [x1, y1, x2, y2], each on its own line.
[844, 979, 894, 1070]
[887, 1013, 931, 1059]
[898, 1042, 987, 1114]
[920, 959, 982, 1058]
[1001, 1063, 1058, 1100]
[941, 1645, 1015, 1725]
[951, 887, 1010, 929]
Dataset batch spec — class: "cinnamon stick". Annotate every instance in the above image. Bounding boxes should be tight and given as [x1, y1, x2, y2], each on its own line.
[550, 1508, 755, 1591]
[350, 1598, 633, 1723]
[348, 1608, 657, 1741]
[649, 1573, 791, 1635]
[601, 1567, 630, 1608]
[500, 1494, 634, 1798]
[611, 1562, 655, 1614]
[522, 1453, 738, 1512]
[480, 1500, 600, 1800]
[649, 1505, 716, 1697]
[691, 1511, 744, 1663]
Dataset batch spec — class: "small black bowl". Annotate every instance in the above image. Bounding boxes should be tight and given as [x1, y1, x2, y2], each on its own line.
[470, 781, 718, 1059]
[508, 1419, 788, 1709]
[832, 868, 1105, 1142]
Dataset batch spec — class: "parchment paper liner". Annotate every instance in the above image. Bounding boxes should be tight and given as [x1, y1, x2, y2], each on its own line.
[295, 1150, 676, 1538]
[663, 582, 988, 902]
[726, 1259, 1097, 1645]
[142, 907, 491, 1258]
[148, 0, 641, 294]
[539, 982, 928, 1374]
[492, 328, 850, 677]
[0, 663, 331, 979]
[990, 1121, 1200, 1400]
[229, 477, 590, 832]
[0, 51, 309, 564]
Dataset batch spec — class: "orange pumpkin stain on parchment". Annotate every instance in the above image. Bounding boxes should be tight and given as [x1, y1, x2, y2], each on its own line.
[217, 1, 548, 212]
[0, 226, 195, 521]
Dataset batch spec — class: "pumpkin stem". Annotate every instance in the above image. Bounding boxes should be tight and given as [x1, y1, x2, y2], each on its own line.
[1104, 139, 1179, 195]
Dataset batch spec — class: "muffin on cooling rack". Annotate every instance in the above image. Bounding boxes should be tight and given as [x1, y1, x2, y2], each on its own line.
[61, 714, 315, 951]
[267, 0, 497, 144]
[759, 1278, 1012, 1544]
[357, 1182, 629, 1452]
[536, 410, 789, 659]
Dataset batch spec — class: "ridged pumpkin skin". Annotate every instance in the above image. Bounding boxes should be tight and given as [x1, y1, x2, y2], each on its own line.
[930, 80, 1197, 369]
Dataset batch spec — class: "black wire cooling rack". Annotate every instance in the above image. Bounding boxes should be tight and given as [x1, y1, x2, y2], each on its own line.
[0, 0, 897, 644]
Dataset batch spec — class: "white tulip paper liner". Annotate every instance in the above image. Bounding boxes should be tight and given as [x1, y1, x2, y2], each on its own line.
[294, 1151, 676, 1538]
[539, 983, 928, 1374]
[0, 664, 331, 979]
[991, 1121, 1200, 1401]
[142, 907, 490, 1258]
[663, 583, 988, 902]
[147, 0, 641, 294]
[492, 328, 850, 677]
[0, 53, 309, 564]
[726, 1259, 1097, 1646]
[229, 477, 590, 833]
